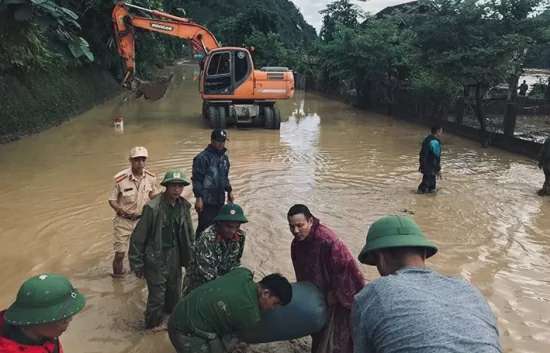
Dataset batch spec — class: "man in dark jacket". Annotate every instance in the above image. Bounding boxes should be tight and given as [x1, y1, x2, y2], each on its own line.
[417, 126, 443, 194]
[538, 137, 550, 196]
[129, 169, 195, 330]
[192, 129, 234, 236]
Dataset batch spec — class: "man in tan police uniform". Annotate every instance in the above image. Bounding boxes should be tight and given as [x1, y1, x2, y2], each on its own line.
[108, 146, 158, 277]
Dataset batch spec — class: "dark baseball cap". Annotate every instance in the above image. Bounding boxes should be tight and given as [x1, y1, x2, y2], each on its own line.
[211, 128, 228, 142]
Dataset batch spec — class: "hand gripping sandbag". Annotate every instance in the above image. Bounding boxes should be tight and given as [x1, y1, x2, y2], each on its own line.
[240, 281, 328, 343]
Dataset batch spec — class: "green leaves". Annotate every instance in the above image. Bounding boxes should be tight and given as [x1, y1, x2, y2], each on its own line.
[68, 36, 94, 61]
[308, 0, 550, 116]
[0, 0, 94, 70]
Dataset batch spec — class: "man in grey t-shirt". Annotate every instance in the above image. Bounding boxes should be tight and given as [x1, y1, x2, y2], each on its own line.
[352, 215, 501, 353]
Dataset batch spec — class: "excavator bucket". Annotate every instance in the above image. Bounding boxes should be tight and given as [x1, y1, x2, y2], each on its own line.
[135, 74, 174, 101]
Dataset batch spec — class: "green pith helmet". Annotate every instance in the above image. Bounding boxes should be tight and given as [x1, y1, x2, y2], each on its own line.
[213, 203, 248, 223]
[5, 273, 86, 326]
[160, 169, 190, 186]
[358, 215, 438, 265]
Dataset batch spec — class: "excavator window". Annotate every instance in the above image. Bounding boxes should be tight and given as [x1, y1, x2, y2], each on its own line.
[207, 52, 230, 76]
[204, 51, 232, 94]
[234, 50, 250, 84]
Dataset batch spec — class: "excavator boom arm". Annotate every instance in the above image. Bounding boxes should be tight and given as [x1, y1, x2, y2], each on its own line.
[112, 1, 219, 85]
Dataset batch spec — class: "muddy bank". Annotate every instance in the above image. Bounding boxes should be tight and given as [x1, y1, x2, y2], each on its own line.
[0, 66, 120, 143]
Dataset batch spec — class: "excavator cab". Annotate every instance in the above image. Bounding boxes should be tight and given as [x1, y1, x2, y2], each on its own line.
[203, 48, 251, 95]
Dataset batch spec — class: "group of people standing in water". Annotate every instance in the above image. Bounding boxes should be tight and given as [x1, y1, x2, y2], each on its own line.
[1, 127, 506, 353]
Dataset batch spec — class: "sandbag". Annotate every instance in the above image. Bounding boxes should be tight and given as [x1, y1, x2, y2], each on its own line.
[240, 281, 327, 344]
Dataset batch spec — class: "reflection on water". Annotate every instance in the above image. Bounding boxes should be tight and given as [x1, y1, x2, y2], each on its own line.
[0, 65, 549, 353]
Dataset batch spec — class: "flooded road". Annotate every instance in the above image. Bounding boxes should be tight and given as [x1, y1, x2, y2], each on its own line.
[0, 66, 549, 353]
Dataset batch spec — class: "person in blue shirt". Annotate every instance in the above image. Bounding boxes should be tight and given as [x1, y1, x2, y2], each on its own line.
[417, 126, 443, 193]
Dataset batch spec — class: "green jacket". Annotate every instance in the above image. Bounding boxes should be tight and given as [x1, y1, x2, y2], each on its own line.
[173, 268, 260, 336]
[129, 194, 194, 273]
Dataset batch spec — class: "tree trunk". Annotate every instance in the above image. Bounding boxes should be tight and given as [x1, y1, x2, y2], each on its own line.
[474, 83, 489, 147]
[503, 103, 517, 137]
[503, 75, 519, 137]
[455, 96, 464, 126]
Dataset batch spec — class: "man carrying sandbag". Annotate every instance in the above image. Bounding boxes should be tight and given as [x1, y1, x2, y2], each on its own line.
[352, 215, 501, 353]
[168, 267, 292, 353]
[183, 203, 248, 293]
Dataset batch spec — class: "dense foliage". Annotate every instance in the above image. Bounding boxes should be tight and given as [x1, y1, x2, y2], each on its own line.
[0, 0, 316, 77]
[307, 0, 550, 134]
[3, 0, 550, 138]
[0, 0, 94, 71]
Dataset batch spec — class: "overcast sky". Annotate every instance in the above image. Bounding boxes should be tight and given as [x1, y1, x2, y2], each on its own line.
[291, 0, 410, 31]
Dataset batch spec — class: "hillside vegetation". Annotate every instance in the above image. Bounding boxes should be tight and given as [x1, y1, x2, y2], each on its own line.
[0, 0, 316, 139]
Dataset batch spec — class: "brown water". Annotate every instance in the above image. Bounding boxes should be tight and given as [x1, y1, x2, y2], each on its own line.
[0, 65, 549, 353]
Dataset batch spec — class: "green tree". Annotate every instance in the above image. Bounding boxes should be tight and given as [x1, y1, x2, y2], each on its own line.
[0, 0, 93, 71]
[407, 0, 550, 140]
[244, 31, 289, 68]
[315, 15, 419, 108]
[319, 0, 364, 42]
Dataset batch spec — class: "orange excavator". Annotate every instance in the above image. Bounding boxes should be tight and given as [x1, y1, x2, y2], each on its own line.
[112, 1, 294, 129]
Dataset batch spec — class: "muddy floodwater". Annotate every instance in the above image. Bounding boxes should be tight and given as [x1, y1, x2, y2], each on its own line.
[0, 66, 549, 353]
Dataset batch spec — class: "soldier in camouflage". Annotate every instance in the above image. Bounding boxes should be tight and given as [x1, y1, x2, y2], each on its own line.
[184, 203, 248, 293]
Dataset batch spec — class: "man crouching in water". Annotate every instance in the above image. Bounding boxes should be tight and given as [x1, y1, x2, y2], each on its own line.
[168, 268, 292, 353]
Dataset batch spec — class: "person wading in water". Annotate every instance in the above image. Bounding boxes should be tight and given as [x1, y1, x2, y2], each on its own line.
[418, 126, 443, 194]
[108, 146, 158, 277]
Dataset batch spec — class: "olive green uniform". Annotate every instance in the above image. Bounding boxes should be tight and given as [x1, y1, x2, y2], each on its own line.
[129, 194, 194, 328]
[168, 268, 260, 353]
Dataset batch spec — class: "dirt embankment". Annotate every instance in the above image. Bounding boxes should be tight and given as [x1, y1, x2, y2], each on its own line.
[0, 66, 120, 143]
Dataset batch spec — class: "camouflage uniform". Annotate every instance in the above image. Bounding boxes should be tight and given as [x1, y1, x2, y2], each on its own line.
[129, 194, 194, 328]
[184, 224, 245, 293]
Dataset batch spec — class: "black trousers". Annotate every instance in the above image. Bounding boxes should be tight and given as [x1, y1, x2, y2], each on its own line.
[418, 174, 436, 193]
[196, 204, 223, 237]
